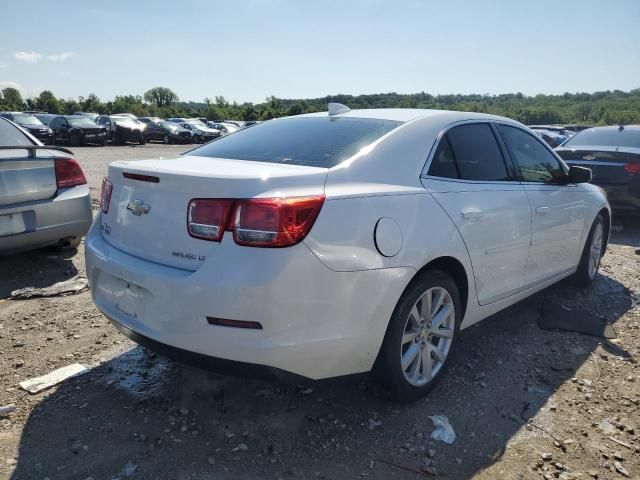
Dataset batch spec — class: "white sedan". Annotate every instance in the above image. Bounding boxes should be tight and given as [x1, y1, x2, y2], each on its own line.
[85, 105, 609, 400]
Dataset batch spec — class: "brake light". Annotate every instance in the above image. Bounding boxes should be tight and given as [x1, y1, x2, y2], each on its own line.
[624, 163, 640, 174]
[185, 196, 325, 247]
[100, 177, 113, 214]
[187, 199, 234, 241]
[232, 196, 325, 247]
[54, 158, 87, 189]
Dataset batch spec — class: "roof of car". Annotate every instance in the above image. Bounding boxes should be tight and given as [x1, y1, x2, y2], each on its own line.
[297, 108, 514, 124]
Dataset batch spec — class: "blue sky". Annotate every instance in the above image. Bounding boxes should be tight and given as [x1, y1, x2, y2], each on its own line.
[1, 0, 639, 103]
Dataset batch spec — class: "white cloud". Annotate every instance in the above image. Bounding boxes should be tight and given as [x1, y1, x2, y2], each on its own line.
[0, 62, 8, 69]
[47, 51, 74, 62]
[0, 81, 23, 92]
[14, 51, 42, 63]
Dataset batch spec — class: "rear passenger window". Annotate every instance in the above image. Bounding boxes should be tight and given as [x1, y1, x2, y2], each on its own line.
[498, 125, 566, 183]
[427, 123, 511, 181]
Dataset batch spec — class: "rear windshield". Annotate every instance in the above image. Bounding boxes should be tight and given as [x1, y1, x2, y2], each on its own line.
[563, 128, 640, 149]
[0, 118, 33, 146]
[188, 117, 402, 167]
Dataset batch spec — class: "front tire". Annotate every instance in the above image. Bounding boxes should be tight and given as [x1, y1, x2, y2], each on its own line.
[574, 214, 606, 287]
[163, 134, 171, 144]
[374, 270, 461, 401]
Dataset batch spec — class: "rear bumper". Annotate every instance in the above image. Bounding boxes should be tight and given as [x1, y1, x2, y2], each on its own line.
[0, 185, 93, 254]
[85, 219, 414, 379]
[108, 315, 306, 382]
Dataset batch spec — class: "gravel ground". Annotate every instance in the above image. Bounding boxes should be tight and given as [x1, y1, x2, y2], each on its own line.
[1, 145, 639, 480]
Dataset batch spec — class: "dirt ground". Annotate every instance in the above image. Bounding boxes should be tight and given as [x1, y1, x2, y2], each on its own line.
[1, 145, 639, 480]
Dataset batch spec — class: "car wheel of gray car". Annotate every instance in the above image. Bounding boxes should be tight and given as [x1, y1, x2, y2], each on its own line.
[163, 134, 170, 144]
[57, 236, 82, 251]
[574, 213, 606, 287]
[374, 270, 461, 401]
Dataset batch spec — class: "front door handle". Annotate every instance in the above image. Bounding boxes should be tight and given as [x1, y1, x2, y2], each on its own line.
[535, 206, 550, 215]
[461, 209, 483, 220]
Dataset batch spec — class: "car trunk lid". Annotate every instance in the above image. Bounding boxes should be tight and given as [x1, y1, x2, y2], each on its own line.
[0, 148, 59, 206]
[101, 155, 329, 270]
[556, 145, 640, 185]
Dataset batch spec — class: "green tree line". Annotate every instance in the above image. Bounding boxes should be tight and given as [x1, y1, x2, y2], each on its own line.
[1, 86, 639, 125]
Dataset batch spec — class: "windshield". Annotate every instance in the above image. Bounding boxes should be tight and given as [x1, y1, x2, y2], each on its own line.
[188, 116, 403, 167]
[563, 128, 640, 149]
[68, 117, 99, 128]
[13, 114, 44, 126]
[161, 121, 181, 129]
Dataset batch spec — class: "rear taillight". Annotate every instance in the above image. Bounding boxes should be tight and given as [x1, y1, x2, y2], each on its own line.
[54, 158, 87, 189]
[187, 199, 234, 241]
[624, 163, 640, 174]
[100, 177, 113, 214]
[186, 196, 325, 247]
[232, 196, 325, 247]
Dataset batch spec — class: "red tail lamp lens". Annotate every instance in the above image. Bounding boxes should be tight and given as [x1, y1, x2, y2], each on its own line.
[187, 199, 234, 241]
[100, 177, 113, 214]
[624, 163, 640, 174]
[232, 196, 325, 247]
[55, 158, 87, 189]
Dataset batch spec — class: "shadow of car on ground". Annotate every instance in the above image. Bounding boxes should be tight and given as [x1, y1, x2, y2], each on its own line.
[9, 259, 634, 480]
[0, 247, 79, 299]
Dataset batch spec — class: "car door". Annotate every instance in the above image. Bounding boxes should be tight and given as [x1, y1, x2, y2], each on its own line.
[49, 117, 61, 143]
[60, 118, 70, 143]
[497, 124, 585, 285]
[150, 122, 162, 140]
[421, 122, 532, 305]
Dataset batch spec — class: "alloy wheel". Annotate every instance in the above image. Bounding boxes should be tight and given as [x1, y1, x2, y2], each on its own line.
[588, 222, 603, 279]
[400, 286, 455, 387]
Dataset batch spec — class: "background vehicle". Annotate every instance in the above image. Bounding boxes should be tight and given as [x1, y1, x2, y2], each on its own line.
[96, 114, 146, 145]
[144, 119, 192, 144]
[33, 113, 58, 126]
[179, 119, 220, 143]
[0, 116, 92, 254]
[556, 125, 640, 214]
[138, 116, 163, 125]
[0, 112, 53, 144]
[50, 115, 107, 146]
[532, 128, 568, 148]
[73, 112, 100, 122]
[207, 121, 241, 135]
[86, 107, 609, 400]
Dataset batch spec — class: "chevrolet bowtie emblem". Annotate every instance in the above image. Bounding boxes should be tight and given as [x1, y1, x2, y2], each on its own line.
[126, 199, 151, 216]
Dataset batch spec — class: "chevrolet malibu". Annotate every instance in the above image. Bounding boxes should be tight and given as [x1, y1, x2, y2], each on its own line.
[85, 106, 610, 400]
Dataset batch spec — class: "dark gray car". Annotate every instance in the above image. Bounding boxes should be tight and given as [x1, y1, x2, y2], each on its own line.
[556, 125, 640, 214]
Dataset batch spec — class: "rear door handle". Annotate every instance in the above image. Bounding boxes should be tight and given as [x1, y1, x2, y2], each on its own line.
[461, 209, 483, 219]
[535, 206, 550, 215]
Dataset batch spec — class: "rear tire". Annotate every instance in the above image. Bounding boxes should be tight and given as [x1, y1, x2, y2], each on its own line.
[574, 214, 606, 287]
[57, 237, 82, 251]
[138, 133, 146, 145]
[374, 270, 462, 401]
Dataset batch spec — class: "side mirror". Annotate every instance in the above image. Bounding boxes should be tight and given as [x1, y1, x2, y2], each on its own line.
[567, 165, 592, 184]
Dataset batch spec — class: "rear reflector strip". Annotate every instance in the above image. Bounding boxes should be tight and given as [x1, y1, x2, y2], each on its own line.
[206, 317, 263, 330]
[123, 172, 160, 183]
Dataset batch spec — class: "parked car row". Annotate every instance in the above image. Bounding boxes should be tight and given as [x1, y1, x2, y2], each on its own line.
[0, 111, 249, 147]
